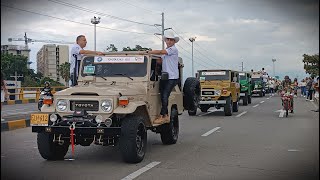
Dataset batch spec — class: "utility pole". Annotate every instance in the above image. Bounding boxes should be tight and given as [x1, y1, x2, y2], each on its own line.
[10, 72, 23, 100]
[189, 37, 196, 76]
[272, 58, 276, 77]
[91, 16, 101, 51]
[241, 62, 244, 71]
[161, 12, 164, 50]
[154, 12, 171, 49]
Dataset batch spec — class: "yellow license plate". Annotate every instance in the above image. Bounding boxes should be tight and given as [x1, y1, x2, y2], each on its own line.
[31, 114, 49, 126]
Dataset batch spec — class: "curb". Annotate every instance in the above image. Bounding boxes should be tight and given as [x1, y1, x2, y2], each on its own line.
[3, 99, 38, 105]
[1, 119, 30, 132]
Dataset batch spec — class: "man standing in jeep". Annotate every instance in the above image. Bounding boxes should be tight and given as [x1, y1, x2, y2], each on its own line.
[70, 35, 105, 86]
[147, 31, 180, 124]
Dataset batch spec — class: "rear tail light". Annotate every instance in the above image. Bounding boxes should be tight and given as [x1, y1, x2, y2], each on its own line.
[222, 89, 228, 93]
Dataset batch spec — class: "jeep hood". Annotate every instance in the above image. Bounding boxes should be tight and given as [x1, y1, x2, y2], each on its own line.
[55, 84, 146, 96]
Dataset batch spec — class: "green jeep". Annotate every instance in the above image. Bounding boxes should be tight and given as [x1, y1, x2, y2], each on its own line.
[251, 73, 266, 97]
[239, 72, 252, 105]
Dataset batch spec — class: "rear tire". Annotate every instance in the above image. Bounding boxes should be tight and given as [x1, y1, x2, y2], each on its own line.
[37, 133, 69, 160]
[120, 115, 147, 163]
[224, 97, 232, 116]
[160, 107, 179, 145]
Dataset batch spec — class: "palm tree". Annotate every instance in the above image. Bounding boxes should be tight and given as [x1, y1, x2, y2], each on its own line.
[58, 62, 70, 86]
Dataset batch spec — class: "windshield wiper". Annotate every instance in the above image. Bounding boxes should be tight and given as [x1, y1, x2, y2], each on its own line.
[90, 73, 107, 81]
[113, 73, 133, 80]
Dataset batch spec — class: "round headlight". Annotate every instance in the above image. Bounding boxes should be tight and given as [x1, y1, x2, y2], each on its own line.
[50, 114, 58, 122]
[57, 100, 67, 111]
[101, 100, 112, 112]
[95, 115, 104, 124]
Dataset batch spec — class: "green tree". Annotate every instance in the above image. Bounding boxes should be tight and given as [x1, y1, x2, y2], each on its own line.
[57, 62, 70, 86]
[302, 53, 319, 78]
[105, 44, 118, 52]
[123, 45, 152, 51]
[1, 54, 29, 80]
[22, 75, 39, 87]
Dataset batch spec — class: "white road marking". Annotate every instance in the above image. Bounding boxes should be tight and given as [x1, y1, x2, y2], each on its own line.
[64, 158, 75, 161]
[279, 110, 285, 118]
[260, 101, 265, 104]
[253, 104, 259, 108]
[275, 109, 283, 112]
[201, 127, 221, 137]
[267, 98, 270, 99]
[121, 161, 161, 180]
[236, 111, 247, 117]
[288, 149, 301, 152]
[198, 109, 218, 116]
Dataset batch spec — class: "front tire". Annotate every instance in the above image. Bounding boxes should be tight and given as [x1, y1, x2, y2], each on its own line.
[37, 133, 69, 160]
[233, 99, 239, 112]
[243, 93, 248, 106]
[160, 107, 179, 145]
[200, 105, 210, 112]
[120, 115, 147, 163]
[224, 96, 232, 116]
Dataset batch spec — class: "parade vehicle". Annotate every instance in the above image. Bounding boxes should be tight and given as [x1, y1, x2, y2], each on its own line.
[30, 52, 200, 163]
[189, 69, 240, 116]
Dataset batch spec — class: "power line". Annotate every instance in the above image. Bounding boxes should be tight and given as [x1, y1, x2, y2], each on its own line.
[48, 0, 157, 27]
[1, 4, 154, 35]
[118, 0, 161, 15]
[168, 23, 225, 68]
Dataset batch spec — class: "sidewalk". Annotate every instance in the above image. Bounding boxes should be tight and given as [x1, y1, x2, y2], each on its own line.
[2, 99, 38, 105]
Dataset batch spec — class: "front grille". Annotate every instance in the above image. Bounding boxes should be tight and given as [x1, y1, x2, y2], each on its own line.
[70, 100, 99, 111]
[202, 91, 214, 96]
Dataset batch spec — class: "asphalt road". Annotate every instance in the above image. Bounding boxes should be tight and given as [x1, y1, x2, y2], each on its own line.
[1, 94, 319, 180]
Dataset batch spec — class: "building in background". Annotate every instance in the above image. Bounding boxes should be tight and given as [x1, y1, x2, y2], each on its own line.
[36, 44, 69, 85]
[1, 45, 32, 69]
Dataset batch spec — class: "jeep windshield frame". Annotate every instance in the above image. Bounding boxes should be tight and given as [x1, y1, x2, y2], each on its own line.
[81, 56, 148, 78]
[199, 70, 230, 81]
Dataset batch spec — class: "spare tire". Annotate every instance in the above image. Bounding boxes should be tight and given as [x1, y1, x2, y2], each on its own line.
[183, 77, 200, 111]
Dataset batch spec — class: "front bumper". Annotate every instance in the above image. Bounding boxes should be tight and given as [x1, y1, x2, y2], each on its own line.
[32, 126, 121, 136]
[199, 100, 227, 105]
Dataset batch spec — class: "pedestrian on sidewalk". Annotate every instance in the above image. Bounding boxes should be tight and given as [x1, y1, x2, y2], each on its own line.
[306, 77, 315, 101]
[299, 79, 307, 97]
[1, 72, 9, 121]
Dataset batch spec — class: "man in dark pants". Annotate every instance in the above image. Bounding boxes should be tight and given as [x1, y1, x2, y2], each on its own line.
[69, 35, 105, 86]
[147, 31, 180, 124]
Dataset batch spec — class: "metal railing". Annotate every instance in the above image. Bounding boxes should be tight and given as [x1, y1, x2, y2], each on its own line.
[7, 86, 67, 100]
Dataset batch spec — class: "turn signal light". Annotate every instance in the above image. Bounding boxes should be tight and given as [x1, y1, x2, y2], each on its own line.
[119, 96, 129, 106]
[43, 99, 53, 105]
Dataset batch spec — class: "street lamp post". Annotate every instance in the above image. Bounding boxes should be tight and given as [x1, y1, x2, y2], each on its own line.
[91, 16, 101, 51]
[189, 37, 196, 76]
[272, 58, 276, 77]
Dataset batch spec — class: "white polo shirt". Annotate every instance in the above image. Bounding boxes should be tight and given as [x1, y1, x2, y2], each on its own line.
[161, 45, 179, 79]
[69, 44, 83, 75]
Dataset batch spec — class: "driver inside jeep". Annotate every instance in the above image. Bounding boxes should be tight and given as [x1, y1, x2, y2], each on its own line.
[147, 31, 180, 124]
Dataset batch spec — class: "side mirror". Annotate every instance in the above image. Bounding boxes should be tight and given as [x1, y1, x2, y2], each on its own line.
[233, 77, 237, 82]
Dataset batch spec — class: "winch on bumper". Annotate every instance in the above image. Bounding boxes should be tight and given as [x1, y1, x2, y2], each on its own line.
[31, 110, 121, 136]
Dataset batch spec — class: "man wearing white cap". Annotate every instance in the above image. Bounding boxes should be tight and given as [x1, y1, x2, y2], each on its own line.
[147, 31, 180, 124]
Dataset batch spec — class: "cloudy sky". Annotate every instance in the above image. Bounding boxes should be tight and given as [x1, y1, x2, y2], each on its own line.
[1, 0, 319, 80]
